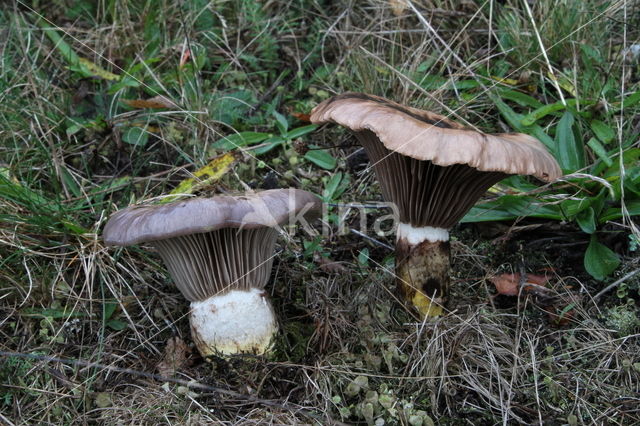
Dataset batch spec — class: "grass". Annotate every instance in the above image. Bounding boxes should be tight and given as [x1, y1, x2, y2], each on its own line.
[1, 0, 639, 424]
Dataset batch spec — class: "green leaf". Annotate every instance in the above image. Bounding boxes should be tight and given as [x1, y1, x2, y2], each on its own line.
[560, 198, 592, 219]
[106, 319, 127, 331]
[492, 97, 555, 151]
[584, 235, 620, 280]
[250, 136, 285, 155]
[520, 99, 596, 126]
[521, 101, 568, 126]
[555, 111, 584, 171]
[496, 88, 543, 108]
[586, 138, 613, 167]
[21, 307, 87, 319]
[600, 199, 640, 222]
[358, 248, 370, 267]
[323, 172, 343, 201]
[121, 126, 149, 147]
[273, 110, 289, 135]
[285, 124, 318, 139]
[576, 207, 596, 234]
[103, 302, 118, 320]
[304, 148, 336, 170]
[621, 91, 640, 109]
[212, 131, 270, 150]
[462, 196, 563, 223]
[60, 167, 82, 198]
[590, 120, 615, 144]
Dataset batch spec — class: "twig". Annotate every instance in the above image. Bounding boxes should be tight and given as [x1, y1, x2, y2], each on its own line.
[592, 268, 640, 301]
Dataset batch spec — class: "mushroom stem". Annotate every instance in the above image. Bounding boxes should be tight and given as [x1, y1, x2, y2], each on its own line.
[189, 288, 277, 356]
[395, 224, 450, 317]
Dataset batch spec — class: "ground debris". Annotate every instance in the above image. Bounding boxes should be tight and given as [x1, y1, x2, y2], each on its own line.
[156, 336, 191, 377]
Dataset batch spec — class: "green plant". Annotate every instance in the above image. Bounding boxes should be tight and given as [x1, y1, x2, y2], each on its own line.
[211, 109, 336, 169]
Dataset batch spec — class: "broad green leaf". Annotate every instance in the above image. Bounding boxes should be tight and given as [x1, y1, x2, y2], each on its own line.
[60, 167, 82, 198]
[462, 204, 519, 223]
[576, 207, 596, 234]
[462, 196, 562, 223]
[499, 195, 563, 219]
[273, 110, 289, 135]
[584, 235, 620, 280]
[590, 120, 615, 144]
[560, 198, 592, 219]
[21, 307, 87, 319]
[358, 248, 370, 267]
[323, 172, 343, 201]
[285, 124, 318, 139]
[621, 91, 640, 109]
[492, 97, 555, 151]
[555, 111, 584, 171]
[106, 319, 127, 331]
[587, 138, 613, 167]
[212, 131, 270, 150]
[121, 126, 149, 147]
[250, 136, 286, 155]
[496, 88, 543, 108]
[600, 200, 640, 222]
[520, 98, 596, 126]
[103, 302, 118, 320]
[304, 148, 336, 170]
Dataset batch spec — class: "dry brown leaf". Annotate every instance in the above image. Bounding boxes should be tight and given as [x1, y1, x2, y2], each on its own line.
[316, 255, 348, 274]
[179, 48, 191, 68]
[389, 0, 407, 16]
[490, 273, 549, 296]
[122, 95, 178, 109]
[290, 111, 311, 122]
[156, 336, 190, 377]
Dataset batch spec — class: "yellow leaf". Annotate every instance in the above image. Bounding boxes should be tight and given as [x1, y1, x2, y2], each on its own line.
[491, 75, 536, 93]
[164, 153, 237, 202]
[492, 75, 519, 86]
[546, 71, 576, 97]
[78, 57, 121, 81]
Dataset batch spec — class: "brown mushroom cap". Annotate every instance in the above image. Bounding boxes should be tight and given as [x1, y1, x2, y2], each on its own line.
[310, 93, 561, 182]
[103, 188, 321, 246]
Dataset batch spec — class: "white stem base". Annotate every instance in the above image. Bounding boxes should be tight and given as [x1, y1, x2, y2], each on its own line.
[189, 288, 277, 357]
[396, 223, 449, 245]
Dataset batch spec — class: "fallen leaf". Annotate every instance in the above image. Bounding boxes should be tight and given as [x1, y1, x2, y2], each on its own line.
[316, 255, 348, 274]
[78, 57, 121, 81]
[164, 152, 237, 202]
[156, 336, 190, 377]
[490, 272, 549, 296]
[290, 112, 311, 122]
[179, 48, 191, 68]
[121, 95, 178, 109]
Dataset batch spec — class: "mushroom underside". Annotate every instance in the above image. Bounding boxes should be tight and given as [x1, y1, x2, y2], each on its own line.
[356, 129, 509, 316]
[152, 227, 278, 302]
[356, 129, 508, 228]
[151, 227, 281, 356]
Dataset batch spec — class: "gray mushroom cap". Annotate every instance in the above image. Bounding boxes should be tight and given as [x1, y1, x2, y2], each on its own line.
[103, 188, 322, 246]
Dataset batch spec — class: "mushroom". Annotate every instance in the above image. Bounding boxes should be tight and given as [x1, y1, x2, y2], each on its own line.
[310, 93, 561, 317]
[103, 189, 321, 356]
